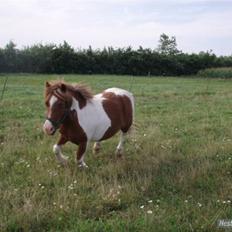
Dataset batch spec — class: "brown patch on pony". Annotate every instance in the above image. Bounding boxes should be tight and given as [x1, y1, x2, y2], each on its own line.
[45, 81, 93, 109]
[100, 92, 133, 140]
[59, 109, 87, 145]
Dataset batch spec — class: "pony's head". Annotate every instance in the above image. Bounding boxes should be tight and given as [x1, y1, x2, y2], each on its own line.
[43, 81, 72, 135]
[43, 81, 93, 135]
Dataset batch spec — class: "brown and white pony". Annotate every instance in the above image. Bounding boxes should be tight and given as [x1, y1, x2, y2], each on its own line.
[43, 81, 134, 167]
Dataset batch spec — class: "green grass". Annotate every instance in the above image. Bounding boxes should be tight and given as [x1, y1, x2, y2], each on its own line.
[1, 74, 232, 231]
[198, 67, 232, 78]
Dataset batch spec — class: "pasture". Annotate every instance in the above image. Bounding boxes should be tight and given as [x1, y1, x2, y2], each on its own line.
[1, 74, 232, 231]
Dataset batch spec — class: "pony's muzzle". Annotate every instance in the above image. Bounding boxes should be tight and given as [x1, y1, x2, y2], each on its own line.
[43, 120, 56, 135]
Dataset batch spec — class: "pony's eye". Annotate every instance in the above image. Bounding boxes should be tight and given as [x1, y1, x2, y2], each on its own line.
[45, 102, 49, 107]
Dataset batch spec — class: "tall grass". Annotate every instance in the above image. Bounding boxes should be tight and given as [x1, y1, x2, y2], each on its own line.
[198, 67, 232, 78]
[1, 74, 232, 231]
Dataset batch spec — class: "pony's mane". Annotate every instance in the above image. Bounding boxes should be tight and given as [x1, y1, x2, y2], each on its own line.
[72, 83, 93, 100]
[45, 80, 93, 101]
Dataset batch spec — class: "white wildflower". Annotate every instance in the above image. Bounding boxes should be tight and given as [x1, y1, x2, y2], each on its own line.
[161, 145, 166, 149]
[68, 184, 74, 190]
[147, 210, 153, 214]
[197, 202, 202, 207]
[140, 205, 144, 209]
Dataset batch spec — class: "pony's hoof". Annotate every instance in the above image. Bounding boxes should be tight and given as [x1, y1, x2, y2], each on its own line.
[56, 155, 68, 166]
[93, 143, 101, 154]
[115, 148, 123, 158]
[93, 147, 100, 155]
[61, 159, 68, 167]
[78, 162, 88, 168]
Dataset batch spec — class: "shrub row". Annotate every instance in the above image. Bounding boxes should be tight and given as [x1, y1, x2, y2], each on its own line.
[1, 41, 232, 76]
[198, 67, 232, 78]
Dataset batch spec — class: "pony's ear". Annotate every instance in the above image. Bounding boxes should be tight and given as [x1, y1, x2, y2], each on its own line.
[60, 83, 66, 93]
[45, 81, 51, 88]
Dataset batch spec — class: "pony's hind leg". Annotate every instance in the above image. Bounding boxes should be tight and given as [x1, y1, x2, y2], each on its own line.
[93, 142, 101, 154]
[115, 132, 126, 158]
[53, 136, 68, 166]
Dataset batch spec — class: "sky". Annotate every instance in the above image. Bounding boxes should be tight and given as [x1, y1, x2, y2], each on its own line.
[0, 0, 232, 55]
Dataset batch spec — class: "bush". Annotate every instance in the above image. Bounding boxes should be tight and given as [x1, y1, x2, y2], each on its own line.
[198, 67, 232, 78]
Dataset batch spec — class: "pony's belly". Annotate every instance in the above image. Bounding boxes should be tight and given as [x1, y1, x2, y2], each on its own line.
[89, 123, 111, 141]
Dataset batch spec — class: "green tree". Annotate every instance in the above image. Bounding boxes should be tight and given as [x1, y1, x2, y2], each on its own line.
[157, 33, 180, 55]
[4, 41, 17, 72]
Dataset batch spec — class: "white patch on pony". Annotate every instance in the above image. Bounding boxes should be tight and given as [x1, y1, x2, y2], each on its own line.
[48, 95, 58, 117]
[105, 87, 130, 96]
[50, 95, 58, 106]
[43, 119, 54, 134]
[105, 87, 135, 114]
[71, 95, 111, 141]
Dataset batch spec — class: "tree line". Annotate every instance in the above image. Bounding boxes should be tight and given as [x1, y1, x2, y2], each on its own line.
[0, 34, 232, 76]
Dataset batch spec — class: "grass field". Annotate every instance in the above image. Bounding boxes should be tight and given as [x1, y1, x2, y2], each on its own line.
[1, 74, 232, 231]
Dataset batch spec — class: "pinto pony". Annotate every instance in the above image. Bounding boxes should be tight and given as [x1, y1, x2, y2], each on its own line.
[43, 81, 134, 167]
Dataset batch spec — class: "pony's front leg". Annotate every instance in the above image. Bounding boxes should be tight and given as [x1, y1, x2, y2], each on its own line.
[53, 136, 68, 166]
[76, 142, 88, 168]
